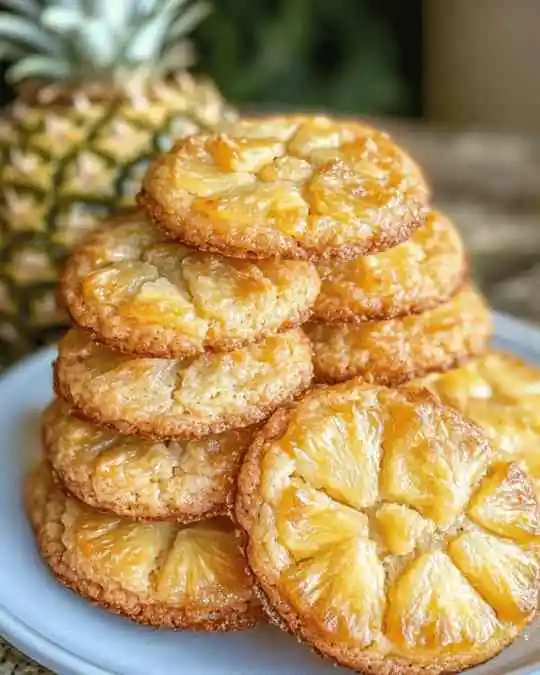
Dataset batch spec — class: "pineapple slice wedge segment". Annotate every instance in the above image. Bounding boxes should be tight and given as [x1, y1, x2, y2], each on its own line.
[155, 520, 253, 605]
[468, 462, 540, 544]
[236, 381, 540, 674]
[449, 530, 540, 624]
[380, 396, 492, 526]
[277, 394, 383, 509]
[283, 538, 385, 645]
[275, 480, 369, 560]
[386, 550, 500, 653]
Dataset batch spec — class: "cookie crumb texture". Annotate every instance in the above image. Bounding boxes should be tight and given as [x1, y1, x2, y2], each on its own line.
[62, 214, 320, 357]
[413, 351, 540, 495]
[306, 285, 492, 385]
[138, 115, 428, 261]
[313, 209, 466, 323]
[54, 328, 313, 439]
[26, 464, 259, 630]
[43, 399, 254, 521]
[236, 382, 540, 673]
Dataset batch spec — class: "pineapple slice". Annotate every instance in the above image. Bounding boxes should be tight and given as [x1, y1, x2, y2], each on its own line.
[288, 117, 357, 160]
[375, 503, 434, 555]
[258, 156, 313, 182]
[236, 381, 540, 672]
[159, 136, 256, 197]
[275, 481, 368, 560]
[228, 116, 300, 142]
[468, 463, 540, 544]
[283, 538, 385, 645]
[386, 550, 500, 653]
[449, 530, 539, 623]
[380, 399, 492, 525]
[307, 160, 394, 230]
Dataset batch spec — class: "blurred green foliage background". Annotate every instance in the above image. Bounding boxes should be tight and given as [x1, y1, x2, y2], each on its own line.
[195, 0, 422, 117]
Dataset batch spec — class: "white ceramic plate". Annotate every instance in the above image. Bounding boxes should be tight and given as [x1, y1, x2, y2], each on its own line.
[1, 312, 540, 675]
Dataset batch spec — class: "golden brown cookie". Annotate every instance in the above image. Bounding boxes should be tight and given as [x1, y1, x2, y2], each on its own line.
[61, 213, 320, 358]
[235, 380, 540, 674]
[26, 463, 259, 630]
[137, 115, 429, 261]
[412, 350, 540, 493]
[54, 328, 313, 440]
[313, 209, 466, 323]
[43, 399, 255, 522]
[305, 285, 492, 385]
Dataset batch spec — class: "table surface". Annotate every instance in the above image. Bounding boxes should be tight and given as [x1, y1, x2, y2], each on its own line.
[391, 120, 540, 324]
[1, 119, 539, 674]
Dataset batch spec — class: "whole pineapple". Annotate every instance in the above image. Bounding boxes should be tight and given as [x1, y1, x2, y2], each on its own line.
[0, 0, 236, 366]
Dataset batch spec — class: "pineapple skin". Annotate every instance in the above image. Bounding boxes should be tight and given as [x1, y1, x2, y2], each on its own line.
[0, 75, 236, 366]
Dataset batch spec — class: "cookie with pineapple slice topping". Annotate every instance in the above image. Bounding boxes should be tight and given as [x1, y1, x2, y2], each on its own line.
[305, 284, 491, 385]
[137, 115, 429, 261]
[43, 399, 256, 522]
[54, 328, 313, 440]
[235, 380, 540, 674]
[313, 209, 466, 323]
[61, 213, 320, 358]
[411, 351, 540, 495]
[26, 463, 259, 630]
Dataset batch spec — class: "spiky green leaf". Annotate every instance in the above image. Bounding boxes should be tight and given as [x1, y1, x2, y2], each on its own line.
[7, 54, 71, 81]
[166, 1, 211, 42]
[77, 18, 116, 66]
[0, 0, 39, 18]
[0, 13, 60, 52]
[41, 7, 80, 32]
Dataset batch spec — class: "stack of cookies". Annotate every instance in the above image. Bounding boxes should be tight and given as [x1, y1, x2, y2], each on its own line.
[25, 115, 540, 674]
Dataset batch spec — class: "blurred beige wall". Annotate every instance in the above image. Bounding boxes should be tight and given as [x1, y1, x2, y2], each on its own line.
[425, 0, 540, 130]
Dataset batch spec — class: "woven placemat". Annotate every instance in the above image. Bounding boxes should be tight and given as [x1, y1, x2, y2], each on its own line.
[0, 638, 51, 674]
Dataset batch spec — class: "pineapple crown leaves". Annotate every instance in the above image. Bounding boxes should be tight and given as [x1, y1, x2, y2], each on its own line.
[0, 0, 211, 84]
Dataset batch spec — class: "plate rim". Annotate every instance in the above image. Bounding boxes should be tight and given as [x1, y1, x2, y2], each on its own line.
[0, 310, 539, 675]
